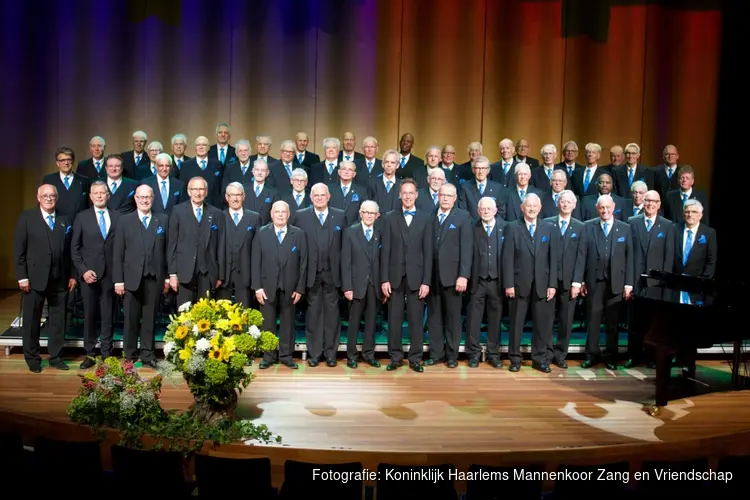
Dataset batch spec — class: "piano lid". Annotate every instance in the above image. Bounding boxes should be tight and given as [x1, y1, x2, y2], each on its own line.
[635, 270, 746, 308]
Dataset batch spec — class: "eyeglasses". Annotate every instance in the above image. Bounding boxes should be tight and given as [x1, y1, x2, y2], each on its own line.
[360, 211, 378, 216]
[40, 194, 57, 200]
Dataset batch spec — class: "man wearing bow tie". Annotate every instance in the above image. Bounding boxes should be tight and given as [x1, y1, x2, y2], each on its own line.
[294, 184, 345, 367]
[217, 182, 260, 308]
[14, 184, 77, 372]
[580, 194, 635, 369]
[381, 179, 434, 373]
[113, 185, 170, 368]
[503, 193, 558, 373]
[72, 181, 121, 368]
[168, 177, 225, 307]
[626, 190, 674, 368]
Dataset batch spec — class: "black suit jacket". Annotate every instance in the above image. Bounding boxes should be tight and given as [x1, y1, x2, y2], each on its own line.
[652, 165, 680, 201]
[581, 193, 627, 221]
[14, 209, 73, 291]
[516, 156, 540, 169]
[242, 183, 280, 225]
[178, 158, 223, 207]
[295, 151, 319, 169]
[367, 176, 402, 215]
[469, 217, 506, 295]
[140, 175, 187, 215]
[293, 206, 345, 288]
[341, 223, 381, 299]
[105, 177, 139, 214]
[545, 216, 586, 290]
[267, 160, 295, 193]
[628, 214, 674, 288]
[309, 160, 340, 187]
[112, 212, 169, 290]
[396, 154, 424, 180]
[327, 182, 365, 227]
[612, 164, 654, 197]
[570, 166, 612, 199]
[77, 158, 107, 181]
[354, 158, 383, 185]
[554, 162, 585, 186]
[581, 218, 635, 293]
[167, 203, 225, 285]
[71, 207, 121, 281]
[209, 144, 237, 167]
[665, 188, 710, 226]
[221, 162, 255, 194]
[223, 209, 261, 288]
[42, 172, 90, 221]
[488, 158, 520, 188]
[433, 208, 473, 287]
[499, 186, 542, 222]
[673, 223, 717, 279]
[530, 165, 557, 192]
[381, 208, 434, 291]
[458, 179, 505, 221]
[119, 150, 146, 179]
[540, 191, 582, 220]
[502, 219, 558, 299]
[282, 191, 312, 220]
[339, 151, 365, 162]
[416, 188, 440, 213]
[251, 224, 307, 294]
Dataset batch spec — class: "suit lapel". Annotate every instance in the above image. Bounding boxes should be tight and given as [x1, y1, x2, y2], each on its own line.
[202, 205, 213, 249]
[520, 221, 534, 255]
[638, 218, 649, 254]
[439, 211, 455, 248]
[398, 211, 410, 247]
[609, 222, 620, 261]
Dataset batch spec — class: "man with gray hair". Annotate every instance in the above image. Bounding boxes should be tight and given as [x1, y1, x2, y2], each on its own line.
[142, 153, 187, 215]
[624, 180, 648, 218]
[530, 144, 557, 192]
[268, 139, 297, 192]
[209, 122, 236, 166]
[309, 137, 341, 186]
[242, 158, 279, 225]
[177, 136, 223, 207]
[249, 135, 275, 165]
[221, 139, 254, 190]
[77, 136, 107, 181]
[673, 199, 716, 279]
[120, 130, 148, 180]
[571, 142, 608, 198]
[489, 137, 518, 188]
[354, 136, 382, 184]
[499, 162, 542, 221]
[170, 133, 191, 173]
[281, 168, 311, 218]
[613, 143, 653, 198]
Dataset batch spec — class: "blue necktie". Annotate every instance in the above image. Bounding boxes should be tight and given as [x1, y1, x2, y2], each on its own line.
[478, 183, 484, 195]
[277, 230, 284, 244]
[633, 207, 639, 216]
[519, 189, 525, 201]
[554, 193, 559, 206]
[386, 180, 393, 193]
[486, 224, 492, 236]
[295, 193, 302, 206]
[667, 167, 673, 179]
[365, 228, 371, 241]
[628, 168, 634, 185]
[200, 160, 206, 170]
[176, 159, 181, 170]
[683, 229, 693, 266]
[135, 155, 141, 166]
[560, 220, 567, 235]
[345, 155, 351, 161]
[151, 166, 156, 175]
[255, 186, 260, 197]
[298, 153, 303, 164]
[328, 163, 335, 175]
[111, 182, 117, 194]
[367, 161, 373, 172]
[682, 193, 688, 204]
[529, 223, 535, 237]
[568, 166, 573, 176]
[342, 186, 348, 197]
[584, 169, 591, 192]
[220, 149, 225, 164]
[196, 207, 202, 222]
[400, 157, 406, 167]
[47, 215, 54, 230]
[439, 213, 445, 225]
[681, 291, 690, 304]
[98, 210, 106, 238]
[646, 219, 652, 232]
[63, 176, 70, 190]
[432, 192, 438, 204]
[242, 165, 247, 176]
[142, 216, 148, 228]
[286, 164, 292, 177]
[546, 168, 552, 179]
[503, 162, 510, 175]
[318, 212, 325, 225]
[233, 212, 240, 225]
[95, 161, 101, 173]
[603, 221, 609, 236]
[161, 180, 168, 208]
[404, 210, 416, 217]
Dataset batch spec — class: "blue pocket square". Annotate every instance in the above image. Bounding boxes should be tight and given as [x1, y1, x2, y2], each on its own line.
[247, 225, 253, 232]
[617, 236, 625, 242]
[264, 197, 271, 203]
[614, 208, 621, 214]
[335, 225, 341, 231]
[128, 190, 135, 197]
[173, 191, 180, 196]
[228, 157, 237, 163]
[449, 223, 456, 229]
[657, 232, 665, 238]
[459, 179, 465, 184]
[82, 192, 87, 196]
[214, 171, 220, 177]
[65, 225, 71, 234]
[156, 226, 164, 235]
[291, 246, 297, 252]
[571, 233, 578, 239]
[698, 234, 707, 244]
[501, 236, 505, 242]
[378, 244, 382, 249]
[490, 196, 496, 200]
[352, 193, 359, 202]
[210, 224, 218, 230]
[541, 235, 549, 243]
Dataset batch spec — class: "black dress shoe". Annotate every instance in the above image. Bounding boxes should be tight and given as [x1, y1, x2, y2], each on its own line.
[554, 360, 568, 369]
[386, 361, 402, 371]
[488, 358, 503, 369]
[50, 361, 70, 371]
[532, 362, 552, 373]
[326, 358, 337, 367]
[28, 365, 41, 373]
[468, 358, 480, 368]
[283, 361, 299, 369]
[347, 359, 358, 368]
[423, 358, 444, 366]
[307, 359, 319, 367]
[259, 360, 272, 369]
[365, 358, 381, 368]
[79, 357, 96, 369]
[508, 363, 520, 372]
[447, 360, 458, 368]
[410, 362, 424, 373]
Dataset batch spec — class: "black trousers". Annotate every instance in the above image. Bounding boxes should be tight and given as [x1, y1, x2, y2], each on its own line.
[387, 280, 425, 364]
[585, 280, 623, 363]
[260, 289, 296, 364]
[215, 270, 251, 308]
[124, 276, 160, 362]
[306, 270, 340, 360]
[426, 283, 463, 362]
[22, 281, 67, 367]
[346, 283, 378, 361]
[177, 272, 212, 307]
[552, 287, 577, 363]
[508, 285, 555, 366]
[466, 278, 503, 361]
[80, 278, 116, 357]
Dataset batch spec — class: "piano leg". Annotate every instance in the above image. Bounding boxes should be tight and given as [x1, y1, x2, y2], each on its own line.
[732, 340, 742, 388]
[650, 347, 670, 416]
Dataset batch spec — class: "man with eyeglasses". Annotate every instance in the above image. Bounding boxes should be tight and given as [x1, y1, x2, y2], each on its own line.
[42, 147, 90, 223]
[327, 160, 365, 226]
[221, 139, 254, 191]
[177, 136, 223, 207]
[113, 184, 170, 368]
[626, 190, 674, 368]
[613, 143, 654, 198]
[14, 184, 77, 372]
[281, 168, 311, 219]
[142, 153, 187, 215]
[268, 140, 298, 192]
[541, 169, 582, 220]
[458, 156, 503, 222]
[104, 154, 139, 214]
[530, 144, 558, 192]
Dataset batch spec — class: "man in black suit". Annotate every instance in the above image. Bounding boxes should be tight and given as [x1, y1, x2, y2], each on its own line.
[242, 159, 280, 225]
[622, 180, 648, 219]
[503, 193, 558, 373]
[674, 199, 716, 279]
[554, 140, 585, 182]
[293, 132, 319, 170]
[570, 143, 610, 199]
[437, 144, 470, 188]
[411, 146, 442, 189]
[652, 144, 680, 201]
[43, 147, 90, 223]
[141, 153, 187, 215]
[425, 183, 473, 368]
[221, 139, 254, 191]
[580, 194, 635, 369]
[76, 136, 107, 181]
[580, 173, 626, 221]
[14, 184, 76, 372]
[168, 177, 225, 307]
[458, 156, 504, 222]
[113, 185, 169, 367]
[249, 135, 277, 166]
[626, 190, 674, 368]
[465, 197, 506, 368]
[252, 201, 307, 369]
[367, 149, 402, 215]
[612, 143, 654, 198]
[354, 136, 383, 184]
[282, 168, 312, 219]
[499, 163, 542, 221]
[327, 160, 364, 227]
[309, 137, 341, 187]
[71, 181, 121, 368]
[541, 169, 583, 220]
[119, 130, 148, 180]
[217, 182, 260, 308]
[104, 154, 139, 214]
[169, 133, 192, 174]
[488, 138, 519, 188]
[294, 184, 345, 367]
[530, 144, 557, 192]
[381, 179, 434, 372]
[515, 138, 540, 169]
[268, 140, 297, 193]
[664, 165, 710, 225]
[396, 133, 424, 180]
[459, 141, 484, 173]
[545, 190, 586, 369]
[341, 200, 382, 369]
[415, 165, 445, 212]
[178, 136, 223, 207]
[339, 131, 365, 162]
[208, 122, 236, 168]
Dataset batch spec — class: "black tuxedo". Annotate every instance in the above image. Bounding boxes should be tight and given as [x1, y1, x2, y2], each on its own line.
[580, 218, 634, 363]
[674, 223, 717, 279]
[112, 211, 169, 362]
[14, 209, 72, 368]
[167, 203, 225, 306]
[140, 175, 187, 215]
[242, 183, 280, 225]
[251, 224, 307, 364]
[294, 207, 345, 361]
[327, 182, 364, 227]
[120, 150, 146, 180]
[612, 164, 654, 198]
[106, 177, 139, 214]
[530, 165, 557, 192]
[545, 216, 586, 364]
[381, 208, 434, 364]
[458, 179, 505, 221]
[622, 199, 645, 219]
[209, 144, 236, 167]
[540, 190, 582, 220]
[282, 191, 312, 220]
[502, 219, 558, 367]
[396, 154, 424, 180]
[178, 158, 223, 207]
[581, 193, 627, 221]
[664, 189, 710, 226]
[466, 218, 506, 362]
[341, 223, 381, 361]
[77, 158, 107, 181]
[499, 186, 542, 222]
[570, 166, 611, 199]
[653, 165, 680, 201]
[42, 172, 90, 222]
[427, 208, 473, 363]
[437, 164, 470, 189]
[72, 207, 121, 357]
[354, 158, 383, 185]
[367, 176, 402, 215]
[216, 209, 260, 307]
[309, 160, 340, 187]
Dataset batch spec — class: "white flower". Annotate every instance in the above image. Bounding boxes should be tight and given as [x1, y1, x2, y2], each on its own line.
[195, 338, 211, 352]
[178, 301, 192, 312]
[248, 325, 261, 339]
[208, 329, 218, 338]
[193, 324, 199, 335]
[163, 341, 175, 356]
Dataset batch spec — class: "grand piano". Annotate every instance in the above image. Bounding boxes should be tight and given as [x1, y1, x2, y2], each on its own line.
[633, 270, 748, 415]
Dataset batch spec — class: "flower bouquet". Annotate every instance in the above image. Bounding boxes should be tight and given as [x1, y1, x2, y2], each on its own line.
[161, 298, 279, 423]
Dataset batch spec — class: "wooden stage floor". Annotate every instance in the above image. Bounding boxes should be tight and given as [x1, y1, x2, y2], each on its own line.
[1, 352, 749, 453]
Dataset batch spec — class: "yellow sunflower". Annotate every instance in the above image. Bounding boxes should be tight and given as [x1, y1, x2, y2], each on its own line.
[175, 325, 188, 339]
[197, 319, 211, 333]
